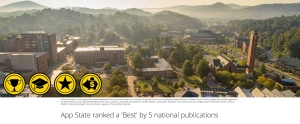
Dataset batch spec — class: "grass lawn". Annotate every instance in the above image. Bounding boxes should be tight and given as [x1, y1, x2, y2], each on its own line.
[186, 80, 209, 88]
[135, 79, 180, 93]
[188, 76, 200, 82]
[186, 76, 209, 88]
[228, 46, 243, 54]
[92, 78, 110, 97]
[204, 48, 219, 56]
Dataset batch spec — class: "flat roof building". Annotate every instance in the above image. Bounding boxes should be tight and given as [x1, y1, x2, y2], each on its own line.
[0, 52, 49, 83]
[141, 56, 173, 79]
[2, 32, 58, 65]
[74, 46, 125, 67]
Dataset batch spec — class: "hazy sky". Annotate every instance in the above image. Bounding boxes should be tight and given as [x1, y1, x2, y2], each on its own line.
[1, 0, 300, 9]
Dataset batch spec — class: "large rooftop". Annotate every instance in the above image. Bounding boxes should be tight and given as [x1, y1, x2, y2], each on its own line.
[261, 88, 275, 97]
[277, 56, 300, 70]
[74, 46, 124, 52]
[0, 52, 48, 58]
[141, 58, 173, 72]
[22, 31, 46, 34]
[280, 90, 296, 97]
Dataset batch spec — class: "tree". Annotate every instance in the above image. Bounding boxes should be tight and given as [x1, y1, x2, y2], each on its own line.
[202, 76, 207, 84]
[103, 63, 112, 70]
[259, 64, 267, 74]
[253, 68, 263, 80]
[228, 80, 236, 89]
[61, 66, 73, 73]
[173, 82, 179, 89]
[296, 90, 300, 96]
[179, 79, 185, 88]
[152, 81, 158, 88]
[108, 69, 128, 91]
[195, 59, 210, 78]
[161, 76, 165, 81]
[215, 71, 233, 84]
[192, 53, 203, 66]
[181, 60, 193, 76]
[128, 52, 142, 70]
[87, 32, 95, 43]
[257, 76, 267, 85]
[101, 32, 120, 45]
[193, 84, 198, 88]
[152, 76, 157, 83]
[109, 86, 130, 97]
[166, 79, 171, 85]
[167, 57, 176, 67]
[275, 84, 283, 91]
[143, 84, 148, 89]
[264, 78, 275, 90]
[280, 75, 285, 79]
[125, 45, 134, 55]
[242, 79, 255, 89]
[239, 60, 247, 66]
[217, 85, 222, 89]
[169, 51, 179, 62]
[97, 28, 106, 40]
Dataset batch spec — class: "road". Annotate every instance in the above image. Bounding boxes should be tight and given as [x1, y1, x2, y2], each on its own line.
[127, 63, 138, 97]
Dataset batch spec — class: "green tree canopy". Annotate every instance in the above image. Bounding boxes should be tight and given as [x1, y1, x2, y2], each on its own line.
[103, 63, 112, 70]
[181, 60, 193, 76]
[195, 59, 210, 78]
[128, 52, 143, 70]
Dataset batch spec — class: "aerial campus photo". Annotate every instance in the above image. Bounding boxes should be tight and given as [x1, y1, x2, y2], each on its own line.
[0, 0, 300, 98]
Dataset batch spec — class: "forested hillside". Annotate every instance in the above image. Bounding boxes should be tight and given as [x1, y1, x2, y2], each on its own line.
[0, 8, 205, 45]
[225, 15, 300, 58]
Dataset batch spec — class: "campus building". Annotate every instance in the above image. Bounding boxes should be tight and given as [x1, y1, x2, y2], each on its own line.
[57, 35, 79, 54]
[2, 31, 58, 65]
[264, 73, 300, 92]
[184, 30, 222, 44]
[57, 47, 66, 62]
[175, 88, 238, 97]
[276, 56, 300, 75]
[233, 85, 296, 98]
[74, 46, 125, 67]
[210, 54, 245, 74]
[141, 56, 173, 78]
[0, 52, 49, 83]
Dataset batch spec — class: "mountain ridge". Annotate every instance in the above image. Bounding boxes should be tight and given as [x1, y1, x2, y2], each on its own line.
[0, 1, 47, 12]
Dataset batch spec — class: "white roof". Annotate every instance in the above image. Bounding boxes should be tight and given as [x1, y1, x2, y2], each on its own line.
[234, 86, 248, 97]
[251, 87, 266, 97]
[57, 47, 66, 52]
[261, 88, 275, 97]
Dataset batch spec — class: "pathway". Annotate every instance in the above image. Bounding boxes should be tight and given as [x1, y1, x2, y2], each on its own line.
[127, 64, 138, 97]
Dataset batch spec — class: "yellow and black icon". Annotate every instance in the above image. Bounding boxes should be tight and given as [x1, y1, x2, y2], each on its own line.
[54, 73, 76, 95]
[80, 73, 102, 95]
[3, 73, 25, 95]
[29, 73, 51, 95]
